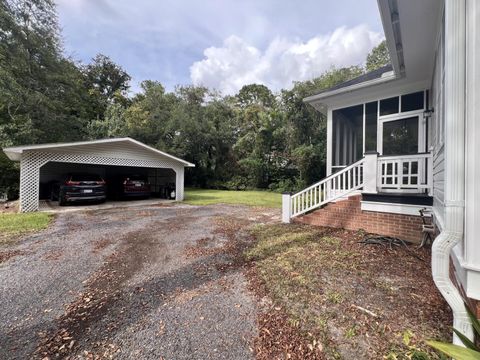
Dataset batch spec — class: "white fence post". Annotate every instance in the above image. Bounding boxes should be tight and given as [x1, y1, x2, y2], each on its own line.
[282, 192, 292, 223]
[363, 151, 378, 194]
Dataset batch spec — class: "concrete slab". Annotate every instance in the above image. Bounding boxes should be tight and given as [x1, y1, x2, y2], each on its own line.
[39, 198, 175, 213]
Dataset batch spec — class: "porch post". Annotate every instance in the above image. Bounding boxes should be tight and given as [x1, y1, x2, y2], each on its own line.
[363, 151, 378, 194]
[326, 109, 333, 176]
[282, 192, 292, 223]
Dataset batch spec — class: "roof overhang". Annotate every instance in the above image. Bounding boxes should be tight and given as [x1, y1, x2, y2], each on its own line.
[304, 70, 398, 111]
[305, 0, 443, 111]
[2, 137, 195, 167]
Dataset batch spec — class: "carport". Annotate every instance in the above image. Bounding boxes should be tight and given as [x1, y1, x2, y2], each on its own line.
[2, 138, 195, 212]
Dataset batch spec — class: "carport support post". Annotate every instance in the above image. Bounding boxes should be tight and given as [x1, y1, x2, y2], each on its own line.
[175, 167, 184, 201]
[19, 153, 41, 213]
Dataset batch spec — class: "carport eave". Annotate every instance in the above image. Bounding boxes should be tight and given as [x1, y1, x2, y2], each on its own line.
[2, 137, 195, 167]
[2, 149, 21, 162]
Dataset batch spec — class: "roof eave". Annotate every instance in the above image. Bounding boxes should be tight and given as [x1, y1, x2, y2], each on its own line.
[303, 72, 398, 107]
[377, 0, 404, 76]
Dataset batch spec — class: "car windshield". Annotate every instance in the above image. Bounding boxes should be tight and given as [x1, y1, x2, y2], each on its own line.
[70, 173, 102, 181]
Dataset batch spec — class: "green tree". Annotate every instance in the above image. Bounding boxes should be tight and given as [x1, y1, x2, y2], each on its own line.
[280, 66, 363, 189]
[236, 84, 276, 109]
[86, 103, 127, 139]
[366, 40, 390, 72]
[83, 54, 131, 121]
[0, 0, 97, 197]
[0, 0, 92, 146]
[232, 84, 285, 188]
[123, 80, 179, 147]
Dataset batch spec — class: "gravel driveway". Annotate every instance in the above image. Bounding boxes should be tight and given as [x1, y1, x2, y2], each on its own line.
[0, 203, 280, 359]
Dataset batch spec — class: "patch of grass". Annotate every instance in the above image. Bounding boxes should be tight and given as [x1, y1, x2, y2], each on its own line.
[0, 212, 52, 244]
[326, 291, 344, 304]
[184, 188, 281, 208]
[345, 325, 358, 339]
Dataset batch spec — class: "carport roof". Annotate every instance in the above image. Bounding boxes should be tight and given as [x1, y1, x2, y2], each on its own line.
[2, 137, 195, 167]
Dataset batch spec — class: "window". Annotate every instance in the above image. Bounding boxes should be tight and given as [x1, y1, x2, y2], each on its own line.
[401, 91, 424, 112]
[382, 116, 419, 155]
[380, 96, 399, 116]
[365, 102, 378, 152]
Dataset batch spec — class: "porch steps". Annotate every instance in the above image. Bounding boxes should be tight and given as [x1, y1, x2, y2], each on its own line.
[286, 158, 365, 220]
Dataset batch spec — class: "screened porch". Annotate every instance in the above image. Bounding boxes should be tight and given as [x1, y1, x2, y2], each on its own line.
[328, 90, 432, 194]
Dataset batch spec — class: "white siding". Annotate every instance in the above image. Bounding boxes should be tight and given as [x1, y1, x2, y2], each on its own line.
[431, 11, 446, 228]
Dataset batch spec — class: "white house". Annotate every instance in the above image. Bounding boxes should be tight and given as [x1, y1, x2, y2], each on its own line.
[282, 0, 479, 343]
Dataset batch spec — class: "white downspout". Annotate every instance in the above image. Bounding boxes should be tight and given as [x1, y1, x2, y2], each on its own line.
[431, 0, 474, 344]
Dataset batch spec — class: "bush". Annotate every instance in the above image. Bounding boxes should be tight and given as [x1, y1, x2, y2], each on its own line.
[0, 153, 20, 200]
[268, 178, 297, 193]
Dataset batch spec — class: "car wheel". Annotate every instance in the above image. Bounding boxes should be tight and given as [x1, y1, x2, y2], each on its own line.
[59, 195, 66, 206]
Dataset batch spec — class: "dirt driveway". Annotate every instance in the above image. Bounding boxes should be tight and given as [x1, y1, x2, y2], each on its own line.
[0, 203, 280, 359]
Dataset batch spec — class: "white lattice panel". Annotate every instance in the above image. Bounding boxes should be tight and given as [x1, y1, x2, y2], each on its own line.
[20, 151, 185, 212]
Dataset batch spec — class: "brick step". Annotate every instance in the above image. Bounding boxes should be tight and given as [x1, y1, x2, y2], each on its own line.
[294, 194, 423, 243]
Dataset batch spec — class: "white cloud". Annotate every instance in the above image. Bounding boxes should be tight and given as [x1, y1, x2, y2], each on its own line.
[190, 24, 383, 95]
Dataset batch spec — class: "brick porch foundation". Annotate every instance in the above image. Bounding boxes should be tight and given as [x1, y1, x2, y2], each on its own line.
[294, 194, 424, 243]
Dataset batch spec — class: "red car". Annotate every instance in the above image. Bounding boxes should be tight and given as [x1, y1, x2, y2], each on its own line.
[110, 174, 151, 199]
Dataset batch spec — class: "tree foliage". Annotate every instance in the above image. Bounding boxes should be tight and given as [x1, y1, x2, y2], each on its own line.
[0, 0, 386, 197]
[366, 40, 390, 72]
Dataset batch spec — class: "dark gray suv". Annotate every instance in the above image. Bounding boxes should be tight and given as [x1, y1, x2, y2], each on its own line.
[50, 173, 107, 206]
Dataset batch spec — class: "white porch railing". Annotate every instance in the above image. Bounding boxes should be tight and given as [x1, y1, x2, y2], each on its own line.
[282, 152, 434, 223]
[377, 153, 433, 194]
[282, 158, 365, 222]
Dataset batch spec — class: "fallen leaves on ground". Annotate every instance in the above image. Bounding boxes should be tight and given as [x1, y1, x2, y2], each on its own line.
[245, 224, 451, 359]
[0, 249, 26, 263]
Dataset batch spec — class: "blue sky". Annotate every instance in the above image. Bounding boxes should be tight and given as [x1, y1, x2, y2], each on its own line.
[55, 0, 384, 94]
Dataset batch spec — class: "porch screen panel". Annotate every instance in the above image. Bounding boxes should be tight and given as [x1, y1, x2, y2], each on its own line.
[332, 105, 363, 170]
[365, 102, 378, 152]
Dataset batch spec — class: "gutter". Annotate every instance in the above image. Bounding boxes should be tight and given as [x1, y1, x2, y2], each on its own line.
[431, 0, 473, 344]
[432, 220, 474, 343]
